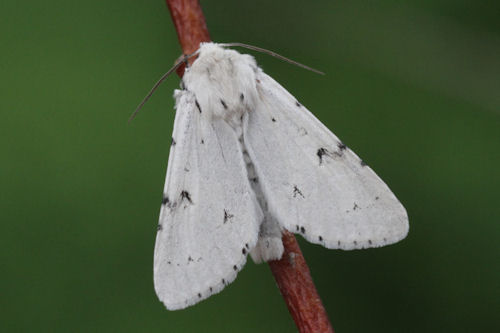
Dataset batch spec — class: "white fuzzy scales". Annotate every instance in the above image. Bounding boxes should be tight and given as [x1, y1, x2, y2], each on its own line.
[153, 42, 409, 310]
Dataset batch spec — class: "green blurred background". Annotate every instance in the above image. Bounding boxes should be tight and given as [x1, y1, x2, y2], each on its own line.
[1, 0, 499, 332]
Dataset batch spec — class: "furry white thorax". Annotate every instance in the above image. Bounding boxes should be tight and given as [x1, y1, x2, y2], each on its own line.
[182, 43, 260, 127]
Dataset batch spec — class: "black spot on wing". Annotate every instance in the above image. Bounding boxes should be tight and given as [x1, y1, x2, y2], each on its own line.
[318, 236, 323, 241]
[242, 248, 247, 255]
[195, 99, 202, 113]
[293, 185, 305, 198]
[157, 224, 163, 231]
[271, 117, 276, 122]
[353, 203, 359, 210]
[295, 101, 301, 107]
[300, 226, 306, 234]
[198, 293, 202, 298]
[233, 265, 237, 271]
[223, 209, 234, 224]
[240, 93, 244, 101]
[360, 159, 367, 167]
[333, 142, 347, 157]
[171, 137, 176, 146]
[180, 190, 193, 204]
[162, 195, 169, 205]
[317, 147, 328, 165]
[201, 139, 205, 144]
[220, 99, 228, 109]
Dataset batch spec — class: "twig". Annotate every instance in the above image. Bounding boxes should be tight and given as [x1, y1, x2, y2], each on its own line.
[268, 231, 334, 333]
[166, 0, 210, 76]
[164, 1, 334, 332]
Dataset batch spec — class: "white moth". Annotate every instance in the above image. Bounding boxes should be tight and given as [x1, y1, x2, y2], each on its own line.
[152, 42, 409, 310]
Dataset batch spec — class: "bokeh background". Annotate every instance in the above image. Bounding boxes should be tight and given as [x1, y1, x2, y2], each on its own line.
[1, 0, 499, 332]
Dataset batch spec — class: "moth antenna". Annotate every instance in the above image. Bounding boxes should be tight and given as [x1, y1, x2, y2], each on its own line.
[219, 42, 325, 75]
[129, 50, 199, 122]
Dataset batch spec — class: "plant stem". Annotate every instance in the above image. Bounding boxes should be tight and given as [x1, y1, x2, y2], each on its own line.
[164, 1, 334, 331]
[268, 231, 334, 333]
[166, 0, 210, 76]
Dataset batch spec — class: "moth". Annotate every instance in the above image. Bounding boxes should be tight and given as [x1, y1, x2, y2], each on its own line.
[142, 42, 409, 310]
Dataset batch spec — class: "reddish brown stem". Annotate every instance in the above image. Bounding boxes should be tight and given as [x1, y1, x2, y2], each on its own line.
[268, 231, 334, 333]
[166, 0, 210, 76]
[164, 1, 333, 332]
